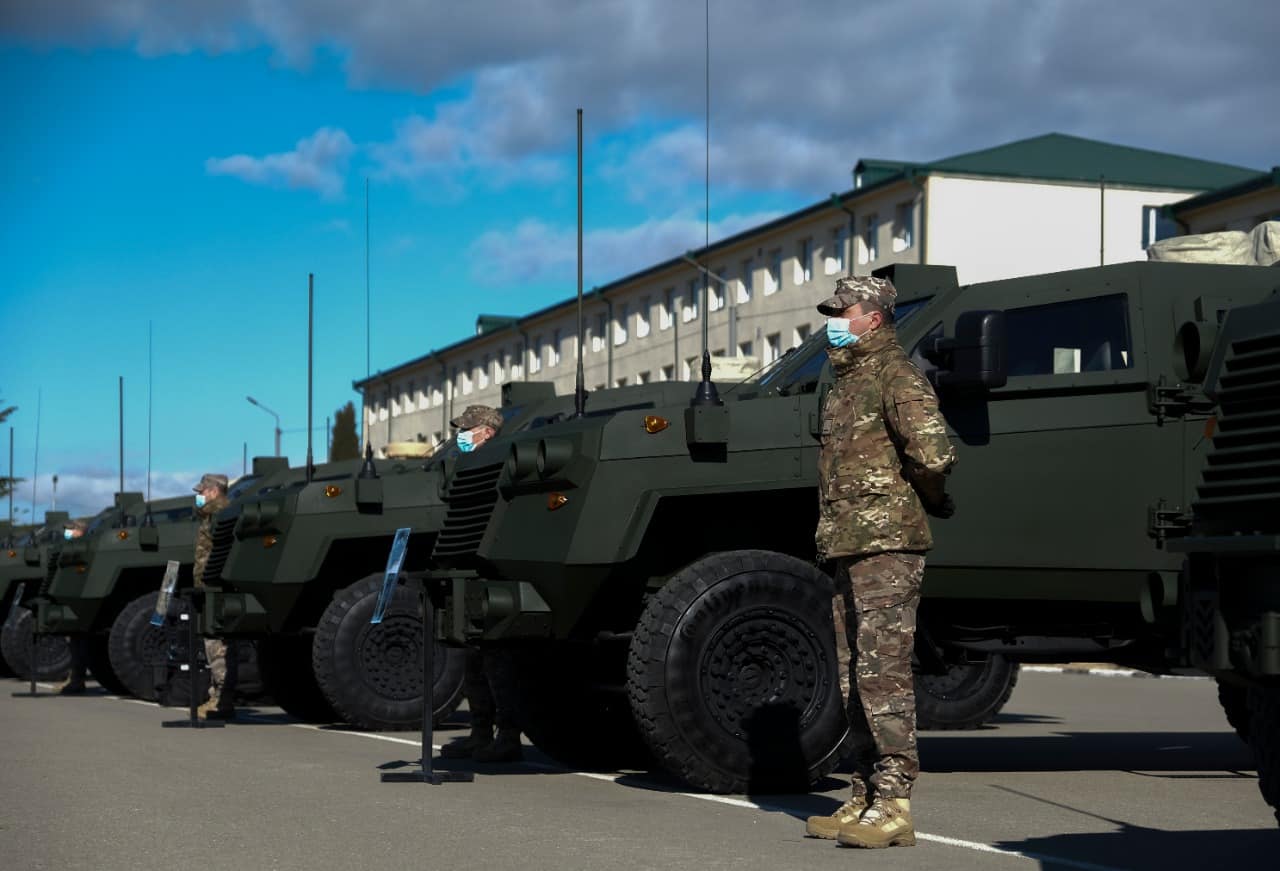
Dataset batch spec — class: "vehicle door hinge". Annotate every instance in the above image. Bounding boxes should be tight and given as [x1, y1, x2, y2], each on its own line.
[1148, 498, 1193, 547]
[1147, 377, 1213, 425]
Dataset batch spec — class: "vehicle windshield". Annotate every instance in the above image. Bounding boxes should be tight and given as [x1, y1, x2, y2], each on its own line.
[83, 508, 116, 536]
[227, 475, 261, 502]
[735, 296, 935, 395]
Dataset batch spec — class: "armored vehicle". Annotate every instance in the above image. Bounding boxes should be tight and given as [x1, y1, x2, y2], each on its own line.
[200, 383, 699, 730]
[1168, 290, 1280, 824]
[431, 260, 1280, 792]
[1, 511, 72, 680]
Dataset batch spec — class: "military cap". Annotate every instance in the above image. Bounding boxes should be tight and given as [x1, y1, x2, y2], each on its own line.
[192, 472, 229, 493]
[816, 276, 897, 317]
[450, 405, 504, 432]
[63, 518, 87, 532]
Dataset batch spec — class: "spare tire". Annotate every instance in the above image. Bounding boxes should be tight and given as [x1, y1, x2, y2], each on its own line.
[1, 609, 71, 682]
[313, 574, 465, 731]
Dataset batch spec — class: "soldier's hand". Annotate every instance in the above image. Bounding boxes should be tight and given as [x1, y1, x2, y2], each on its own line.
[926, 493, 956, 519]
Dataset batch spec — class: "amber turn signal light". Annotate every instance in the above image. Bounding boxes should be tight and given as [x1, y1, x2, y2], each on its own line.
[324, 485, 342, 498]
[547, 493, 568, 511]
[6, 550, 15, 558]
[76, 565, 87, 574]
[117, 530, 129, 541]
[643, 415, 669, 434]
[263, 535, 279, 548]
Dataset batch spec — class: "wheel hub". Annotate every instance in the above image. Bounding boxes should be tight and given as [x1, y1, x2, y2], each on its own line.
[698, 607, 829, 739]
[355, 613, 423, 701]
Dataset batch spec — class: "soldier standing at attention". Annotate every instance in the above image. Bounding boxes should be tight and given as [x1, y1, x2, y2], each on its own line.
[55, 519, 89, 695]
[192, 473, 233, 720]
[438, 405, 523, 763]
[803, 277, 956, 849]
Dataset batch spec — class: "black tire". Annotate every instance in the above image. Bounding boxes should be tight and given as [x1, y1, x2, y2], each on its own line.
[915, 654, 1019, 730]
[628, 549, 850, 794]
[85, 634, 130, 695]
[494, 644, 650, 771]
[257, 634, 339, 722]
[107, 593, 170, 700]
[1217, 677, 1252, 743]
[1, 609, 71, 682]
[1247, 686, 1280, 827]
[313, 574, 465, 731]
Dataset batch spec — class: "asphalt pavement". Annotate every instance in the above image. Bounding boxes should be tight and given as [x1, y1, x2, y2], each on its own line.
[1, 670, 1275, 871]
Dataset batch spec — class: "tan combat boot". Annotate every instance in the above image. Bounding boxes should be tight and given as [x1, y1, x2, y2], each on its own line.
[196, 697, 220, 720]
[836, 797, 915, 848]
[804, 796, 869, 839]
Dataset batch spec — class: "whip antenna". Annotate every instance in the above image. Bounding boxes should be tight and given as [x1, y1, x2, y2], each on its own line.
[574, 108, 587, 418]
[691, 0, 722, 407]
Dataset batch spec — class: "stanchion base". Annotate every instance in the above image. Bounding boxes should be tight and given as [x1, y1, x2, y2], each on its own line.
[10, 692, 45, 698]
[381, 769, 474, 784]
[161, 719, 225, 729]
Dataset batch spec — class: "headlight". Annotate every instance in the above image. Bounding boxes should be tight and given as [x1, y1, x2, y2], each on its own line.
[536, 438, 573, 479]
[505, 442, 538, 481]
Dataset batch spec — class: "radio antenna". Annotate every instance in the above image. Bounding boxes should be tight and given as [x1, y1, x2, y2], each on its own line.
[146, 322, 153, 502]
[306, 273, 316, 483]
[691, 0, 722, 407]
[573, 108, 587, 418]
[29, 389, 40, 522]
[118, 376, 125, 495]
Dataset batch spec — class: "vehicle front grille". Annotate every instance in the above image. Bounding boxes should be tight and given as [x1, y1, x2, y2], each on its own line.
[40, 548, 60, 595]
[432, 462, 503, 564]
[1194, 322, 1280, 533]
[202, 516, 238, 583]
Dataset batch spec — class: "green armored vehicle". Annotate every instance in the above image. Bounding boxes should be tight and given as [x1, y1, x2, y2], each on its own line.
[200, 383, 696, 730]
[431, 260, 1280, 792]
[1168, 290, 1280, 824]
[1, 512, 72, 680]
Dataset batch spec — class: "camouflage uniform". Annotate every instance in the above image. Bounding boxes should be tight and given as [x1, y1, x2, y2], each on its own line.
[193, 474, 231, 712]
[816, 277, 955, 801]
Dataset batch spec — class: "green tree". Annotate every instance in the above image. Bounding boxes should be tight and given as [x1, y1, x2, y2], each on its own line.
[0, 395, 16, 502]
[330, 401, 360, 461]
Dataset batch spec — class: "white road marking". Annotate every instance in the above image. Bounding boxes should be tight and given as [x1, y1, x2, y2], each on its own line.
[82, 681, 1134, 870]
[1021, 665, 1206, 681]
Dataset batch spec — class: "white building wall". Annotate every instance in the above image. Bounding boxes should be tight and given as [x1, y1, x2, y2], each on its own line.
[925, 175, 1192, 284]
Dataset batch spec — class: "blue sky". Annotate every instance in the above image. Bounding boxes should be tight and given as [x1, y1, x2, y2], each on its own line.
[1, 1, 1276, 519]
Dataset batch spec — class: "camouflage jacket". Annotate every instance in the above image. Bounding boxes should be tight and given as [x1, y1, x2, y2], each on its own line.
[816, 325, 956, 559]
[193, 493, 230, 587]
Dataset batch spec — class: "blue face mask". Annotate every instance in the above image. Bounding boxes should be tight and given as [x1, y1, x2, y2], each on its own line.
[826, 317, 857, 348]
[63, 529, 75, 541]
[457, 430, 476, 453]
[195, 493, 206, 508]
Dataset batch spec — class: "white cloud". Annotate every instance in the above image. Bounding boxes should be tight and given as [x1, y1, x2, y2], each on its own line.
[25, 468, 202, 521]
[206, 127, 355, 198]
[469, 210, 781, 287]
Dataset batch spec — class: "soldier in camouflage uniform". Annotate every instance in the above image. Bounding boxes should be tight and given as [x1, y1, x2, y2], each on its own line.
[55, 519, 90, 695]
[438, 406, 525, 763]
[803, 276, 956, 849]
[192, 472, 233, 720]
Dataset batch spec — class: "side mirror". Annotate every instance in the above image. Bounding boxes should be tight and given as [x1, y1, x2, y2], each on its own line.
[928, 310, 1007, 390]
[138, 526, 160, 551]
[23, 547, 40, 566]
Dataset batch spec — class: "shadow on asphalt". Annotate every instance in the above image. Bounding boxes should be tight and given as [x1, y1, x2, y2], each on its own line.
[918, 730, 1254, 773]
[998, 827, 1279, 870]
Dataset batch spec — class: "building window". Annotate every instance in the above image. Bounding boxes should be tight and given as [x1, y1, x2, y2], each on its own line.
[636, 370, 650, 384]
[660, 288, 675, 330]
[390, 391, 401, 417]
[493, 353, 505, 386]
[764, 332, 782, 364]
[430, 383, 443, 407]
[1141, 206, 1180, 249]
[529, 336, 543, 374]
[893, 203, 914, 253]
[615, 303, 629, 345]
[765, 249, 781, 295]
[461, 363, 474, 395]
[825, 227, 846, 275]
[682, 279, 699, 322]
[682, 356, 699, 380]
[659, 365, 674, 382]
[860, 214, 878, 264]
[478, 359, 489, 390]
[709, 274, 725, 312]
[1005, 294, 1133, 377]
[510, 350, 522, 381]
[614, 376, 628, 388]
[739, 258, 753, 303]
[416, 382, 428, 409]
[404, 381, 416, 412]
[794, 238, 812, 285]
[367, 405, 377, 427]
[545, 330, 558, 367]
[637, 297, 651, 338]
[792, 324, 811, 348]
[738, 340, 753, 358]
[592, 313, 607, 352]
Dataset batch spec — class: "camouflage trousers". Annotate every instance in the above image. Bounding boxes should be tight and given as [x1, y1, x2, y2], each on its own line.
[203, 638, 227, 708]
[464, 648, 516, 731]
[832, 551, 925, 800]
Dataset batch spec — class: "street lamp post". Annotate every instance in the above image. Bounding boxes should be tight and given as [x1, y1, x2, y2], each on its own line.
[246, 396, 283, 457]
